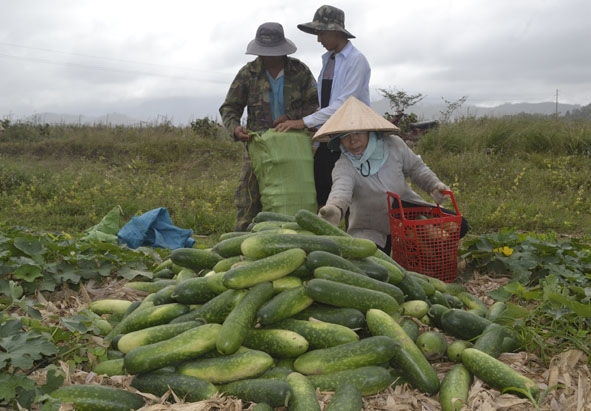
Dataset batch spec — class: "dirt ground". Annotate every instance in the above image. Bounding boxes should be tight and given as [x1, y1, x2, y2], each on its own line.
[29, 273, 591, 411]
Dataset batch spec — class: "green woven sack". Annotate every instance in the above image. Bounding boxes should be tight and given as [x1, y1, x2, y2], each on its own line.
[249, 129, 317, 216]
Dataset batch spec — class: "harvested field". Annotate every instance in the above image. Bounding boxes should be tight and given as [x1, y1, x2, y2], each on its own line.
[18, 274, 590, 411]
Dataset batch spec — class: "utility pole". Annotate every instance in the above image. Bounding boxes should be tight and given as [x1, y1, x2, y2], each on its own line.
[555, 89, 559, 118]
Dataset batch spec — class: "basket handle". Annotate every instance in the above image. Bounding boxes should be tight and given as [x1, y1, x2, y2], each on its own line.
[386, 190, 462, 219]
[441, 190, 462, 217]
[387, 191, 407, 220]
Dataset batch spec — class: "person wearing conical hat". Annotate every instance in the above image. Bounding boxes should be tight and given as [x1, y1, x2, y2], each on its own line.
[315, 96, 469, 254]
[219, 22, 318, 231]
[275, 5, 371, 209]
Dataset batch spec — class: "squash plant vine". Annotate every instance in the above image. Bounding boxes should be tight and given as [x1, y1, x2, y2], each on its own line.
[0, 224, 164, 409]
[460, 230, 591, 363]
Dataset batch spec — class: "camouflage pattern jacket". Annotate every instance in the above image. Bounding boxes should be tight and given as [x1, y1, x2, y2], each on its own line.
[219, 56, 318, 139]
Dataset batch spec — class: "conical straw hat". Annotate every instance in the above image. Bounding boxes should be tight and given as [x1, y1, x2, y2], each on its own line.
[312, 96, 400, 143]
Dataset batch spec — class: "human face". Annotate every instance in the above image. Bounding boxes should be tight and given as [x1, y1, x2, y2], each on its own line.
[340, 132, 369, 155]
[316, 30, 346, 52]
[260, 55, 285, 67]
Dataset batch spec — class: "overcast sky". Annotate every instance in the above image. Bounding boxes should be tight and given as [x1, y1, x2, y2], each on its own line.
[1, 0, 590, 124]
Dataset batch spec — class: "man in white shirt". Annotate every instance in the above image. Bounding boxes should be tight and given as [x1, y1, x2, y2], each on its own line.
[275, 5, 371, 208]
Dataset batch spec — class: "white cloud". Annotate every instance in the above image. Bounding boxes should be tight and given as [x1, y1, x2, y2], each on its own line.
[1, 0, 590, 123]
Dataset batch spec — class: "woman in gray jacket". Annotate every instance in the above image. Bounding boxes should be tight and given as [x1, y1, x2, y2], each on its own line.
[315, 96, 469, 254]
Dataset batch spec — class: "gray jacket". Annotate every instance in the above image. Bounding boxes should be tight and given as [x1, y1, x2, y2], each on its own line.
[327, 134, 443, 247]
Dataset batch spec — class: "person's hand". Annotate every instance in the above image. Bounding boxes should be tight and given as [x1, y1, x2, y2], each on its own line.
[274, 119, 305, 132]
[272, 115, 289, 126]
[431, 182, 450, 204]
[234, 126, 250, 142]
[318, 205, 341, 226]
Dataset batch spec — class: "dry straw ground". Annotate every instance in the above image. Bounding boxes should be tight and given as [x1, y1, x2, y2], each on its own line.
[27, 275, 591, 411]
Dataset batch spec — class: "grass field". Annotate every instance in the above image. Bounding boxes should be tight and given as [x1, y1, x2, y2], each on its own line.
[1, 115, 591, 245]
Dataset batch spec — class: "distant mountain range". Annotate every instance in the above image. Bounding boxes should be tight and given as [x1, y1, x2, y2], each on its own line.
[18, 98, 584, 126]
[371, 100, 583, 122]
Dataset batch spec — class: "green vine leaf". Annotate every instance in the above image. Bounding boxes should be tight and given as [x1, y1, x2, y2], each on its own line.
[545, 292, 591, 317]
[13, 237, 45, 256]
[0, 372, 35, 404]
[14, 264, 43, 282]
[0, 318, 22, 337]
[502, 282, 543, 301]
[0, 328, 57, 370]
[38, 364, 65, 395]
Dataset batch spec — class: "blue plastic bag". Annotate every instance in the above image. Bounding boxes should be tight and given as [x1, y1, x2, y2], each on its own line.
[118, 207, 195, 250]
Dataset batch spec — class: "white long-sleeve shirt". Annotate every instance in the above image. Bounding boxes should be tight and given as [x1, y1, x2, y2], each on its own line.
[303, 41, 371, 128]
[327, 135, 443, 248]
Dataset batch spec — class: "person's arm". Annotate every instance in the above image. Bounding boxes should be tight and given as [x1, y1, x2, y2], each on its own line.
[274, 118, 305, 131]
[274, 56, 370, 132]
[219, 67, 249, 141]
[318, 160, 355, 225]
[399, 136, 447, 196]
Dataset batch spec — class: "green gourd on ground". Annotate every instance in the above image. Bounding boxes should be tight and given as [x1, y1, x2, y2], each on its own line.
[222, 248, 306, 289]
[366, 308, 440, 395]
[177, 349, 274, 384]
[216, 282, 275, 355]
[305, 278, 399, 315]
[461, 348, 540, 404]
[439, 364, 473, 411]
[123, 323, 221, 374]
[130, 371, 218, 403]
[270, 317, 359, 349]
[293, 335, 397, 375]
[50, 384, 145, 411]
[286, 371, 322, 411]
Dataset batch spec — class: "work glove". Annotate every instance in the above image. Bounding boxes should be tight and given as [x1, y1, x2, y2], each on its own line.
[430, 183, 450, 204]
[318, 204, 341, 226]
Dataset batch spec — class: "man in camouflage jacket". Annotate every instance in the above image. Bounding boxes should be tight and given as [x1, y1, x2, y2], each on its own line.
[220, 22, 318, 231]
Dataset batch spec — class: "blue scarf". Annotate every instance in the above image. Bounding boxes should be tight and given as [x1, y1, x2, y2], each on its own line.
[342, 132, 388, 176]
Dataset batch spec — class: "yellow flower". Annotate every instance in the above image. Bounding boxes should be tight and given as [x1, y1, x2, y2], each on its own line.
[493, 246, 513, 256]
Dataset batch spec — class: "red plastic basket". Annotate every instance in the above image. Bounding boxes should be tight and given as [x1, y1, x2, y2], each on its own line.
[387, 190, 462, 282]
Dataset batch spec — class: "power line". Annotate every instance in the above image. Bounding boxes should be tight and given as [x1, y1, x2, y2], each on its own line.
[0, 42, 231, 84]
[0, 41, 210, 73]
[0, 52, 227, 84]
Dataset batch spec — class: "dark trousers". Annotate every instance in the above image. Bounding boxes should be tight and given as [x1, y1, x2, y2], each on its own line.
[314, 143, 341, 208]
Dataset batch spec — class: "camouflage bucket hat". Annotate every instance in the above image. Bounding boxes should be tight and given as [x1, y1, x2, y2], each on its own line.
[246, 22, 297, 56]
[297, 5, 355, 38]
